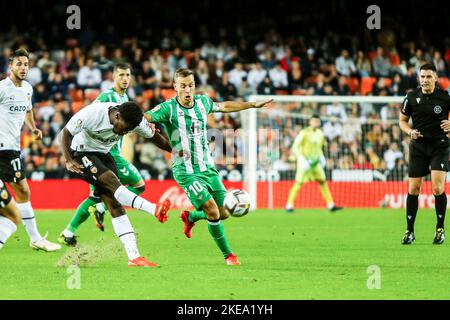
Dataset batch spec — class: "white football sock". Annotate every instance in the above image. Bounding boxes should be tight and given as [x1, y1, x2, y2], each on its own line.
[63, 229, 74, 238]
[0, 216, 17, 249]
[114, 186, 156, 216]
[96, 202, 106, 214]
[112, 215, 140, 261]
[16, 202, 42, 243]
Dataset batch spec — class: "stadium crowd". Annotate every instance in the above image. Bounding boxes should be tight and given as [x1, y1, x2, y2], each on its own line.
[2, 1, 450, 181]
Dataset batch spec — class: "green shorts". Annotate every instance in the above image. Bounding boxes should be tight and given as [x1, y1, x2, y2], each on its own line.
[90, 154, 143, 192]
[174, 167, 227, 210]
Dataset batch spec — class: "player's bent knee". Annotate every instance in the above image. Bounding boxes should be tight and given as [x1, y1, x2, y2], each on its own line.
[202, 199, 220, 220]
[219, 207, 230, 220]
[433, 187, 445, 195]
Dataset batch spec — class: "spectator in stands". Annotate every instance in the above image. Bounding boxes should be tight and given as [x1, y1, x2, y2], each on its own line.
[247, 61, 267, 91]
[383, 142, 403, 170]
[373, 47, 392, 78]
[218, 72, 238, 100]
[257, 75, 276, 95]
[288, 60, 304, 93]
[433, 51, 448, 77]
[100, 70, 114, 92]
[27, 55, 42, 87]
[76, 57, 102, 89]
[195, 59, 210, 86]
[301, 48, 319, 78]
[404, 64, 419, 90]
[149, 48, 164, 74]
[228, 60, 247, 89]
[167, 47, 187, 74]
[95, 44, 113, 72]
[138, 60, 157, 90]
[391, 73, 408, 96]
[323, 116, 343, 141]
[336, 76, 350, 95]
[355, 50, 372, 78]
[353, 154, 373, 169]
[335, 49, 356, 77]
[48, 73, 69, 98]
[269, 61, 289, 90]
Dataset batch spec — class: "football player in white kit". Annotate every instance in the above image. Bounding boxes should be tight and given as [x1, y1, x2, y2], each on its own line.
[0, 49, 61, 252]
[61, 101, 172, 267]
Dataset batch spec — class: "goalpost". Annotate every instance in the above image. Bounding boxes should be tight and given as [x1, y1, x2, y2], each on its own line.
[239, 94, 428, 210]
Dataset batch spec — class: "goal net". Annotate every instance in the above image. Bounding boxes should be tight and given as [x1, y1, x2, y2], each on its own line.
[238, 94, 444, 210]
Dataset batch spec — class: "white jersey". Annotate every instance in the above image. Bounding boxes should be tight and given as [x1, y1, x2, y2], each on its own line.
[0, 77, 33, 151]
[65, 102, 155, 153]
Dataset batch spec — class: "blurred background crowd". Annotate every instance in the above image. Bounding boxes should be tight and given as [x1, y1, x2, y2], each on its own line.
[1, 0, 449, 181]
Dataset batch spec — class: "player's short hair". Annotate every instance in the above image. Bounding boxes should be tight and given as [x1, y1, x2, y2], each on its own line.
[114, 62, 131, 72]
[174, 68, 194, 82]
[118, 102, 143, 128]
[9, 49, 30, 63]
[420, 63, 437, 72]
[311, 113, 320, 119]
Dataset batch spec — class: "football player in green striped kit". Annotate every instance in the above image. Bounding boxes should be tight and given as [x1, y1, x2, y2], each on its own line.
[59, 63, 171, 245]
[144, 68, 272, 265]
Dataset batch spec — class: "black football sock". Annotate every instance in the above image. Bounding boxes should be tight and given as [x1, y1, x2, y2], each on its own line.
[434, 193, 447, 230]
[406, 194, 419, 232]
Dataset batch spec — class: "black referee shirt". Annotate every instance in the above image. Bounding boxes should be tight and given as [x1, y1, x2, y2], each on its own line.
[401, 88, 450, 140]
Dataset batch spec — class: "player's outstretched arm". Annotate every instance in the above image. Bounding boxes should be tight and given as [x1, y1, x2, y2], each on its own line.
[61, 128, 83, 174]
[215, 99, 273, 113]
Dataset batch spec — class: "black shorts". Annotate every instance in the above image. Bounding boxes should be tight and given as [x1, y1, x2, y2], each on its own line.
[0, 179, 12, 208]
[71, 151, 118, 197]
[0, 150, 26, 183]
[409, 138, 450, 177]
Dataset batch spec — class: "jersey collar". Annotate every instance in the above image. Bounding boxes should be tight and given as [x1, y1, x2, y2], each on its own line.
[176, 96, 196, 109]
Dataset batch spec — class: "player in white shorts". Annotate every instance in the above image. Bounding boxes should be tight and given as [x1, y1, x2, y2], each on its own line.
[60, 101, 172, 267]
[0, 49, 61, 252]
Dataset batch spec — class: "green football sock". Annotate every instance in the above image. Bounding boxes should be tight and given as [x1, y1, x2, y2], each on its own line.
[189, 210, 207, 223]
[207, 221, 232, 258]
[67, 198, 99, 233]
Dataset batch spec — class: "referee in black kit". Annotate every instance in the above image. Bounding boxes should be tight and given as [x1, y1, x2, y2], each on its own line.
[399, 63, 450, 245]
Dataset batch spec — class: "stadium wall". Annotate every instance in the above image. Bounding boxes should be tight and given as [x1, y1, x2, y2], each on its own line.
[12, 179, 447, 210]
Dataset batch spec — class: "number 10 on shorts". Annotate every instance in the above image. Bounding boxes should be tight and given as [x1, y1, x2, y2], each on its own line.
[186, 181, 204, 196]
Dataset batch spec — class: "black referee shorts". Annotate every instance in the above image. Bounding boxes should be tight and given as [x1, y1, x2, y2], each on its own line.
[0, 150, 26, 183]
[70, 151, 118, 197]
[409, 138, 450, 178]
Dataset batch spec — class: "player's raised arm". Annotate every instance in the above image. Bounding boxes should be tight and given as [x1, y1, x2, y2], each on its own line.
[213, 99, 273, 113]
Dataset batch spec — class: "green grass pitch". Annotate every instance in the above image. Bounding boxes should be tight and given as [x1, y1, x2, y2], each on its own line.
[0, 208, 449, 300]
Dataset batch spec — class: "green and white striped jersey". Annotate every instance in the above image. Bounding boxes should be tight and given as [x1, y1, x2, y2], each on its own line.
[146, 95, 220, 175]
[95, 88, 129, 157]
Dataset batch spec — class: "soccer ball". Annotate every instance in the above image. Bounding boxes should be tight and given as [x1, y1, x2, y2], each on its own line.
[224, 189, 251, 217]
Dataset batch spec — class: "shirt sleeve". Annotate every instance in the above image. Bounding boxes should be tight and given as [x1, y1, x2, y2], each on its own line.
[132, 118, 155, 138]
[146, 103, 170, 123]
[204, 95, 221, 113]
[291, 131, 304, 157]
[65, 107, 90, 136]
[95, 93, 110, 103]
[400, 94, 412, 116]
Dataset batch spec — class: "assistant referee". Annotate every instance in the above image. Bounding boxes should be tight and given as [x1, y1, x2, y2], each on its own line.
[399, 63, 450, 245]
